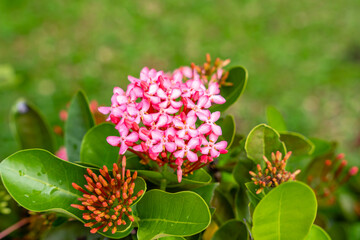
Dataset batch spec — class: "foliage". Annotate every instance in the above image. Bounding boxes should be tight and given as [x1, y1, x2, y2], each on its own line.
[0, 56, 358, 240]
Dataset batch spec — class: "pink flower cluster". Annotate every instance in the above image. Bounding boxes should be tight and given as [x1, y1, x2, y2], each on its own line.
[99, 66, 228, 182]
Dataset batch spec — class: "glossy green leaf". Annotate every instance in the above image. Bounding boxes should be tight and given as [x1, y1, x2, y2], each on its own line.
[80, 123, 119, 167]
[210, 66, 248, 112]
[191, 183, 219, 207]
[245, 182, 265, 208]
[136, 190, 211, 240]
[234, 187, 250, 221]
[309, 138, 334, 158]
[232, 139, 254, 186]
[305, 225, 331, 240]
[10, 99, 55, 153]
[211, 219, 247, 240]
[245, 124, 286, 165]
[280, 132, 314, 156]
[0, 149, 145, 238]
[266, 106, 287, 132]
[210, 189, 235, 225]
[217, 115, 236, 149]
[65, 91, 95, 162]
[252, 181, 317, 240]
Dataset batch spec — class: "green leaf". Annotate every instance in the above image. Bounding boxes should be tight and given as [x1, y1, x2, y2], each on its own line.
[245, 182, 265, 208]
[252, 181, 317, 240]
[210, 66, 248, 112]
[0, 149, 146, 238]
[217, 115, 236, 149]
[65, 90, 95, 162]
[305, 225, 331, 240]
[211, 219, 247, 240]
[280, 132, 314, 156]
[232, 139, 254, 186]
[210, 189, 235, 225]
[191, 183, 219, 207]
[245, 124, 286, 165]
[136, 190, 211, 240]
[10, 99, 55, 153]
[266, 106, 287, 132]
[309, 138, 334, 158]
[80, 123, 119, 167]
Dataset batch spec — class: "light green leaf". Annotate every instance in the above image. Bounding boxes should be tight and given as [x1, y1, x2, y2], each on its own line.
[252, 181, 317, 240]
[210, 66, 248, 112]
[305, 225, 331, 240]
[65, 91, 95, 162]
[217, 115, 236, 149]
[245, 124, 286, 165]
[266, 106, 287, 132]
[80, 123, 119, 168]
[211, 219, 247, 240]
[137, 190, 211, 240]
[10, 99, 55, 153]
[0, 149, 145, 238]
[280, 132, 314, 156]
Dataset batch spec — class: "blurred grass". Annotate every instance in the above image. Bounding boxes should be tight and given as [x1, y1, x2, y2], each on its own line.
[0, 0, 359, 162]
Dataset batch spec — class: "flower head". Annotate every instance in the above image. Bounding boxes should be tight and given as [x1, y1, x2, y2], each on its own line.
[249, 151, 300, 194]
[100, 55, 230, 182]
[71, 156, 144, 234]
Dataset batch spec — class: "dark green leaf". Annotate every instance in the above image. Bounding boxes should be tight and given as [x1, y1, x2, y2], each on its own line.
[266, 106, 287, 132]
[210, 189, 235, 225]
[210, 66, 248, 112]
[137, 190, 211, 240]
[80, 123, 119, 168]
[0, 149, 145, 238]
[309, 138, 334, 158]
[10, 99, 55, 153]
[191, 183, 219, 207]
[65, 91, 95, 162]
[280, 132, 314, 156]
[245, 182, 265, 208]
[252, 181, 317, 240]
[232, 139, 254, 186]
[305, 225, 331, 240]
[217, 115, 236, 149]
[211, 219, 247, 240]
[245, 124, 286, 166]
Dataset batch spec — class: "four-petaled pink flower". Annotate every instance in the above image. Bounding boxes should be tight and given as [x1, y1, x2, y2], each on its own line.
[201, 134, 228, 158]
[107, 129, 139, 155]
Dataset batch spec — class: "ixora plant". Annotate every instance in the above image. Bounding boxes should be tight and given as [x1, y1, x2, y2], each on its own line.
[0, 55, 358, 240]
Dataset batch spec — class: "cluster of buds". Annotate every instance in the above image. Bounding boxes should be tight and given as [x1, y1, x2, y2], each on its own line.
[307, 153, 358, 205]
[249, 151, 300, 194]
[190, 54, 231, 86]
[99, 55, 229, 182]
[71, 156, 144, 234]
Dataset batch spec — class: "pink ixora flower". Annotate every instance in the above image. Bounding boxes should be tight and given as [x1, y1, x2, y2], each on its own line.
[99, 55, 230, 182]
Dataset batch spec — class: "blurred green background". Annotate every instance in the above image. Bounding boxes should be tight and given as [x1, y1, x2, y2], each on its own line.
[0, 0, 359, 163]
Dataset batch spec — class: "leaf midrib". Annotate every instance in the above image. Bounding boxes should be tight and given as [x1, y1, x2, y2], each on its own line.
[141, 218, 208, 225]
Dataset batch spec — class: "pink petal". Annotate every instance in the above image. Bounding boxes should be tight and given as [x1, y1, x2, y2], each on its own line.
[165, 127, 176, 137]
[142, 114, 153, 125]
[208, 82, 220, 95]
[177, 168, 183, 183]
[215, 141, 228, 150]
[198, 124, 211, 134]
[210, 148, 220, 158]
[151, 130, 163, 141]
[201, 147, 210, 155]
[170, 89, 182, 99]
[174, 149, 185, 159]
[116, 95, 128, 105]
[197, 112, 209, 121]
[212, 95, 226, 104]
[175, 138, 185, 148]
[173, 118, 185, 129]
[127, 106, 138, 116]
[113, 87, 125, 95]
[165, 142, 176, 152]
[126, 132, 139, 142]
[119, 143, 128, 155]
[128, 76, 140, 83]
[156, 115, 168, 127]
[177, 129, 186, 138]
[197, 96, 209, 108]
[157, 88, 167, 99]
[188, 129, 199, 138]
[152, 143, 163, 153]
[98, 107, 110, 114]
[187, 151, 198, 162]
[171, 100, 183, 109]
[133, 144, 144, 152]
[209, 134, 219, 142]
[188, 138, 200, 149]
[165, 107, 179, 115]
[148, 84, 158, 95]
[212, 125, 222, 136]
[187, 116, 197, 126]
[210, 112, 221, 122]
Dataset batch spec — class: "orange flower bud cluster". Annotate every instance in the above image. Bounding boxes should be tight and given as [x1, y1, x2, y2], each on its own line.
[249, 151, 300, 194]
[71, 156, 144, 234]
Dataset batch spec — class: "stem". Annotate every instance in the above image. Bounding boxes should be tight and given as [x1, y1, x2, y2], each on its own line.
[0, 217, 30, 239]
[160, 163, 168, 191]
